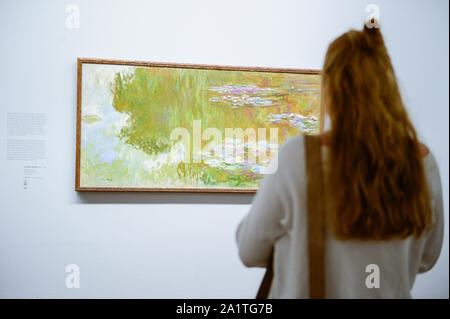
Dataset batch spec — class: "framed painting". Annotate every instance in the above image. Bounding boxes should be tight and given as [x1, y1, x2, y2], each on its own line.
[75, 58, 322, 192]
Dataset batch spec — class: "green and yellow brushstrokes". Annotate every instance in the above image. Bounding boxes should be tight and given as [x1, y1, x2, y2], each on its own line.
[79, 63, 321, 190]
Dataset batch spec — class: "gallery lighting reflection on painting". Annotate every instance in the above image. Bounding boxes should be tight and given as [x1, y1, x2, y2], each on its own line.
[75, 58, 322, 192]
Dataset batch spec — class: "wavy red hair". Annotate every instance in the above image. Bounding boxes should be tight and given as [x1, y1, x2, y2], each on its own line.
[322, 23, 432, 240]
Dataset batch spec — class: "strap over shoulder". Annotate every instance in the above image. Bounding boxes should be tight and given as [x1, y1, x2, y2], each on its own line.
[305, 134, 326, 299]
[256, 134, 326, 299]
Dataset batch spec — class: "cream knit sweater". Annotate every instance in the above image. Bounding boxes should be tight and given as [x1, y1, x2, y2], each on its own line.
[236, 134, 444, 298]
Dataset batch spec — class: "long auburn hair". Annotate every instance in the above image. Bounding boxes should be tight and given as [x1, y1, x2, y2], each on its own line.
[322, 23, 432, 240]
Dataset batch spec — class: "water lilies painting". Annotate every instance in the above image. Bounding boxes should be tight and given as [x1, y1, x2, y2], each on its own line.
[75, 59, 322, 192]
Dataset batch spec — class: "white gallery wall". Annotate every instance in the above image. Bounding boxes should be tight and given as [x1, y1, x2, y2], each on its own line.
[0, 0, 448, 298]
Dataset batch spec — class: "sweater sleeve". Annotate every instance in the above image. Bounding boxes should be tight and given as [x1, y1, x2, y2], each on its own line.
[235, 137, 300, 268]
[418, 152, 444, 273]
[236, 171, 286, 267]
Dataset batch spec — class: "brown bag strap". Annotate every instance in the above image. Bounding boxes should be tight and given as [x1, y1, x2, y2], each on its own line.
[256, 134, 326, 299]
[256, 251, 273, 299]
[305, 135, 325, 298]
[305, 134, 326, 298]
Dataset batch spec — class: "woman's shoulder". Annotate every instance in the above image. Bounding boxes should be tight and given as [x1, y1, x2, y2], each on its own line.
[278, 134, 305, 160]
[271, 135, 306, 178]
[419, 144, 441, 187]
[277, 133, 326, 163]
[419, 143, 430, 158]
[421, 144, 440, 177]
[416, 143, 439, 176]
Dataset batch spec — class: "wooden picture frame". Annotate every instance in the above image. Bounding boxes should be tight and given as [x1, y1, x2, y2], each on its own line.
[76, 58, 322, 193]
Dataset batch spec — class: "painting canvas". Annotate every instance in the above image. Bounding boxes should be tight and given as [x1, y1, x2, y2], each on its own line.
[76, 59, 322, 192]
